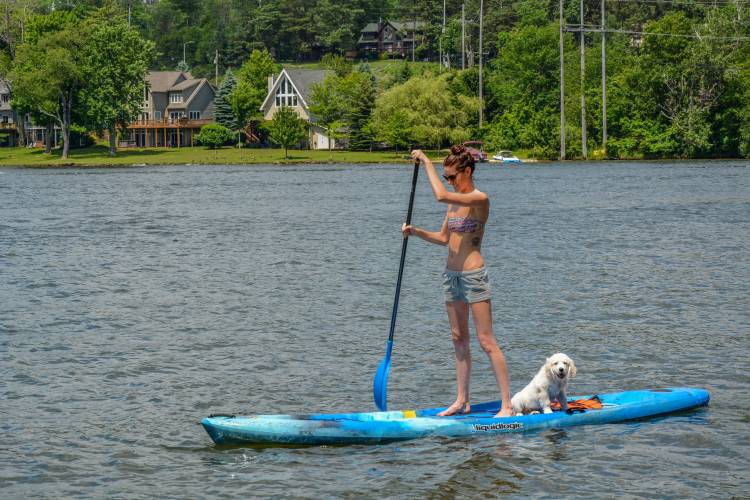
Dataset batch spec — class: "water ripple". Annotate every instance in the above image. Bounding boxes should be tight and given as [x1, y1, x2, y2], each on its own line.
[0, 161, 748, 497]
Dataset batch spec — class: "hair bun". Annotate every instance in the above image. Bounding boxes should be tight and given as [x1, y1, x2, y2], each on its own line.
[450, 144, 466, 156]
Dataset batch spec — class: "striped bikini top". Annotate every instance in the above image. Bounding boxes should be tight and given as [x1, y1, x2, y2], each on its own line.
[447, 216, 483, 233]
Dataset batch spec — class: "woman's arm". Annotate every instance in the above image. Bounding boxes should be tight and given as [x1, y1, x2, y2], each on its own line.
[402, 215, 449, 246]
[410, 150, 488, 207]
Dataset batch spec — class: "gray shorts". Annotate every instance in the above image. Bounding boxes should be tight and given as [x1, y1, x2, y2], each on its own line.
[442, 267, 492, 303]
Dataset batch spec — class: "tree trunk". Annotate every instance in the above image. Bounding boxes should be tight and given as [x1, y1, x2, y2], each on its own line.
[61, 92, 72, 159]
[62, 122, 70, 159]
[109, 123, 117, 157]
[44, 123, 53, 153]
[13, 109, 27, 147]
[285, 146, 288, 159]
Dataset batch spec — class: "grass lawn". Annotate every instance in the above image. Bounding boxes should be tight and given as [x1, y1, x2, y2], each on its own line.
[0, 144, 445, 167]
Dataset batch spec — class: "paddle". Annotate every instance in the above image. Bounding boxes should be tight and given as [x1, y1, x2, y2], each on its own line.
[373, 159, 420, 411]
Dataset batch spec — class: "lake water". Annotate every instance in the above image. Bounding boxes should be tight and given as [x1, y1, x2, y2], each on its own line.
[1, 161, 748, 498]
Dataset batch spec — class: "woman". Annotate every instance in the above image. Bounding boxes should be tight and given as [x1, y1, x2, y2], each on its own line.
[403, 146, 513, 418]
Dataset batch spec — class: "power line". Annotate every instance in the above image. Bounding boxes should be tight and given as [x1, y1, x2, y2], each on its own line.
[568, 27, 750, 40]
[614, 0, 750, 4]
[615, 29, 750, 40]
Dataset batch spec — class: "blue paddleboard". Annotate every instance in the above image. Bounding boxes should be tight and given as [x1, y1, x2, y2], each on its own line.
[201, 387, 709, 446]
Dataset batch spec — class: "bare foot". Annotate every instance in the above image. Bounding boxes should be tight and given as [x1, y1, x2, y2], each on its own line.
[437, 401, 470, 417]
[494, 407, 513, 418]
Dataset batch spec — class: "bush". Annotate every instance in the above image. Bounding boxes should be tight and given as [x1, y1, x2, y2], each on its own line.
[196, 123, 234, 149]
[70, 126, 95, 149]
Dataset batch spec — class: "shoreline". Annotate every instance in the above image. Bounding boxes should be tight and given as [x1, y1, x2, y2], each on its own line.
[1, 145, 748, 168]
[0, 146, 429, 168]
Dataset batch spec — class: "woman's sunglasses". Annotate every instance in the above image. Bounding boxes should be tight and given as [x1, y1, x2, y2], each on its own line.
[443, 173, 458, 182]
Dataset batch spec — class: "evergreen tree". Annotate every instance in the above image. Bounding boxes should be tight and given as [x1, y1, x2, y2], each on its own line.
[395, 62, 411, 85]
[214, 69, 238, 130]
[342, 71, 375, 151]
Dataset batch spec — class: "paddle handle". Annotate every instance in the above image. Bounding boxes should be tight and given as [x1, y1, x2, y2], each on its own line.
[387, 160, 420, 343]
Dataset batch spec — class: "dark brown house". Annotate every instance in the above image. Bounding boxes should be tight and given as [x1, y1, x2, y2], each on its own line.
[357, 20, 427, 58]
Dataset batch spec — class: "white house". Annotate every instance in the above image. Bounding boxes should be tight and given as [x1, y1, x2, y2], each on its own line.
[259, 68, 339, 150]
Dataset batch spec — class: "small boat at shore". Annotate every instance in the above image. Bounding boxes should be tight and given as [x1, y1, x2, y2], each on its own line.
[492, 150, 521, 163]
[202, 387, 709, 446]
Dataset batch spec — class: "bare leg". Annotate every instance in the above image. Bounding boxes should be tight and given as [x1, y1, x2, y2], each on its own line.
[438, 300, 472, 416]
[470, 300, 513, 417]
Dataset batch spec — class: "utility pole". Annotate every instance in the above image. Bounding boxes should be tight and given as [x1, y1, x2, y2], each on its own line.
[461, 4, 466, 69]
[443, 0, 447, 68]
[601, 0, 607, 154]
[580, 0, 587, 159]
[479, 0, 484, 127]
[438, 0, 445, 70]
[559, 0, 565, 160]
[182, 41, 194, 67]
[214, 49, 219, 88]
[412, 5, 416, 63]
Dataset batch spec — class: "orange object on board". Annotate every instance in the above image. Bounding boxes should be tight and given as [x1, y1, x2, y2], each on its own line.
[551, 396, 603, 413]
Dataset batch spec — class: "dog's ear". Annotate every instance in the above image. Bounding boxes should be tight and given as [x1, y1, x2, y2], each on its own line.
[568, 358, 577, 378]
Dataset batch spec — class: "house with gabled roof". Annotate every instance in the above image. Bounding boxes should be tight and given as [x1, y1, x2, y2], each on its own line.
[124, 71, 215, 147]
[260, 68, 340, 150]
[358, 20, 427, 58]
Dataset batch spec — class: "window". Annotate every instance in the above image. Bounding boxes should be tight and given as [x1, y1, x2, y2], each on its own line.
[169, 92, 183, 103]
[2, 115, 8, 123]
[155, 111, 162, 120]
[140, 112, 149, 121]
[1, 94, 9, 103]
[274, 77, 298, 108]
[169, 111, 184, 120]
[188, 111, 201, 120]
[143, 86, 150, 105]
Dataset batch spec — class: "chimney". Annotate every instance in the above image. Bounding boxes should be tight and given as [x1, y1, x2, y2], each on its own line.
[268, 74, 275, 93]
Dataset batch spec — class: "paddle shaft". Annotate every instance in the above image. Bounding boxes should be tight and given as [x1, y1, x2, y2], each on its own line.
[387, 160, 420, 343]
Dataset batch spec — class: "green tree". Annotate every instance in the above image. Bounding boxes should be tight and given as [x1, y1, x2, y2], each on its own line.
[265, 106, 307, 159]
[483, 23, 567, 158]
[80, 14, 155, 156]
[11, 25, 87, 159]
[0, 2, 64, 147]
[395, 62, 412, 85]
[214, 69, 238, 130]
[308, 74, 343, 151]
[321, 53, 352, 77]
[231, 49, 279, 127]
[338, 70, 376, 150]
[371, 73, 477, 149]
[196, 123, 234, 148]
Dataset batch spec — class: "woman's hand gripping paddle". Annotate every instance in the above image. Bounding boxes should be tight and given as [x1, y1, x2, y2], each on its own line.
[373, 160, 420, 411]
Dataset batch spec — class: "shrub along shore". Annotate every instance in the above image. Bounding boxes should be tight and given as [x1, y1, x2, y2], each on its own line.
[0, 145, 447, 167]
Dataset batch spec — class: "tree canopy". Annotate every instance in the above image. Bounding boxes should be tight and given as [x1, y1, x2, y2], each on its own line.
[3, 0, 750, 158]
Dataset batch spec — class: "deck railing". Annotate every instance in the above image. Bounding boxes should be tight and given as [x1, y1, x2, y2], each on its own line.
[127, 118, 214, 128]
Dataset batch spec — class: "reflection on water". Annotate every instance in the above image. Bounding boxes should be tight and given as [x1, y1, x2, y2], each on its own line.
[0, 161, 748, 497]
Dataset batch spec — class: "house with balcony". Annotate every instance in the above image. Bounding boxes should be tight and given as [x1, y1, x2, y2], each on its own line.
[124, 71, 215, 147]
[0, 82, 18, 146]
[357, 20, 427, 58]
[259, 68, 339, 149]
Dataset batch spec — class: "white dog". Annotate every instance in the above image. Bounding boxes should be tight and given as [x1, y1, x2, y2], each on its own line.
[511, 353, 577, 415]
